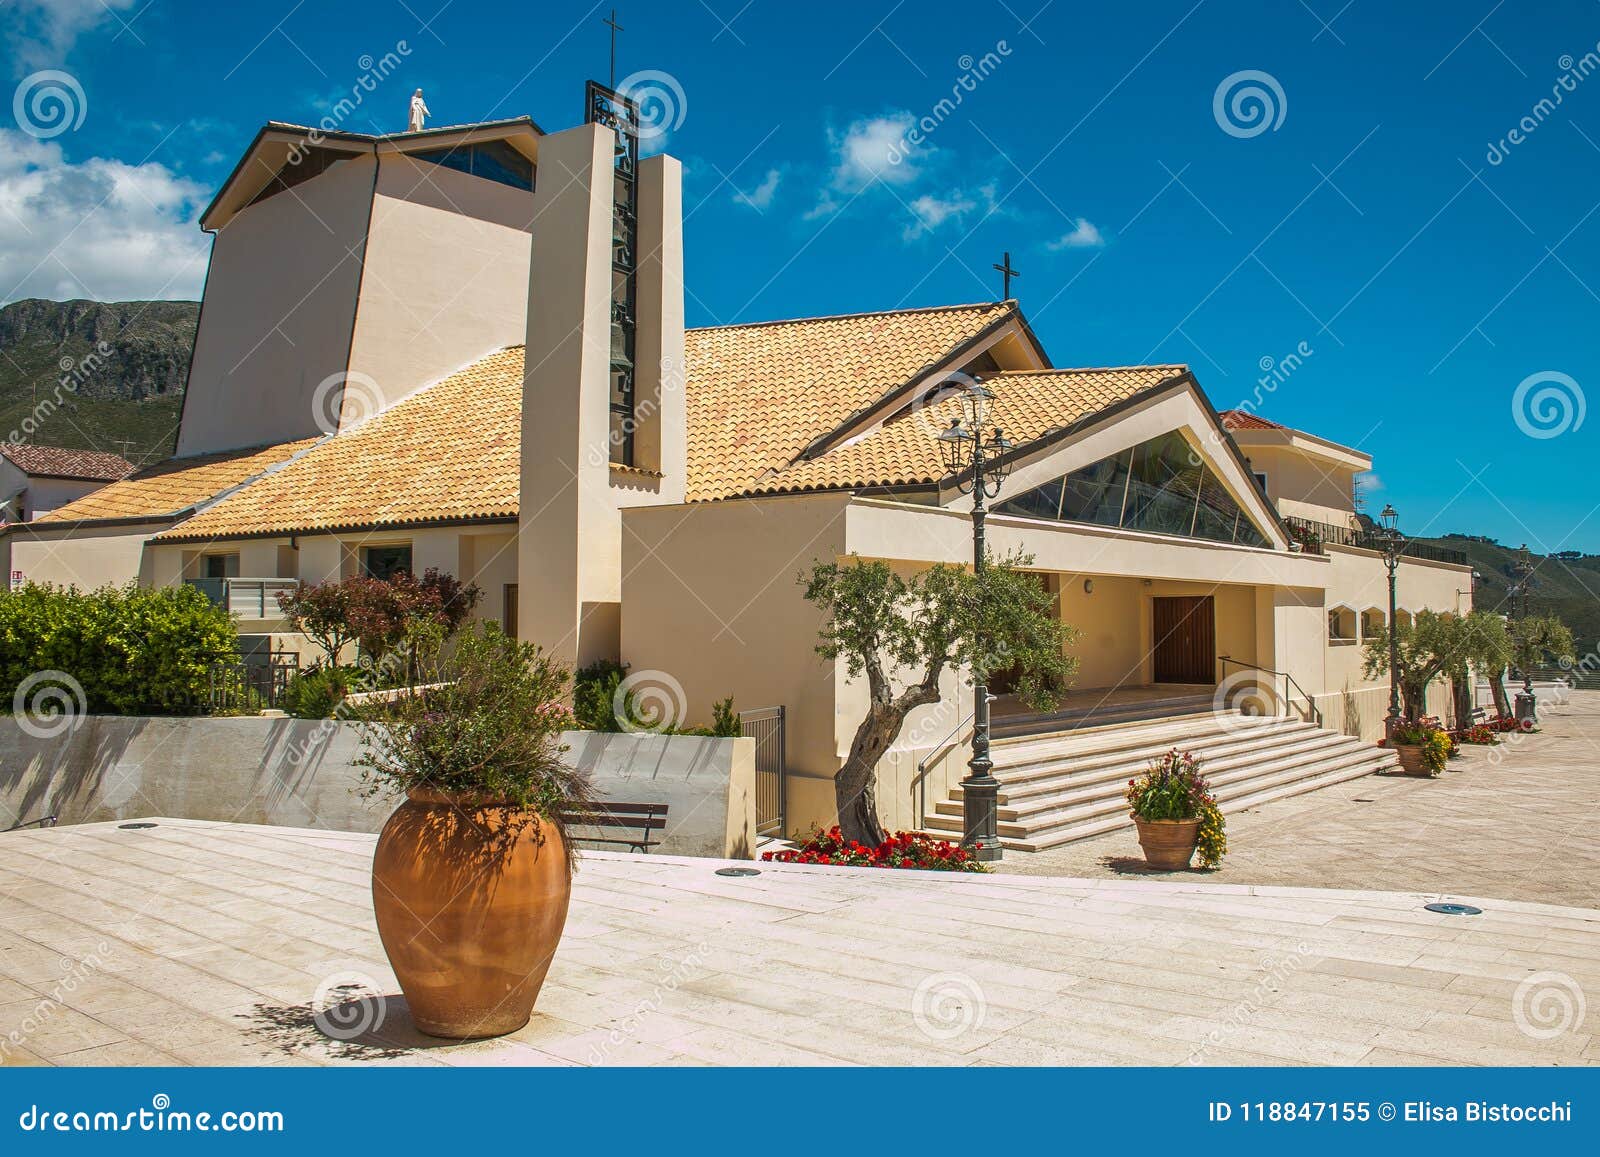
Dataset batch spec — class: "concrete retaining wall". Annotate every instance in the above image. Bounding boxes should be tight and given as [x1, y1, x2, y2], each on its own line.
[0, 717, 756, 859]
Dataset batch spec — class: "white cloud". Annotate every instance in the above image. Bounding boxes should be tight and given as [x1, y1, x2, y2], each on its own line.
[1048, 217, 1106, 250]
[2, 0, 137, 74]
[829, 112, 924, 190]
[902, 182, 998, 241]
[0, 131, 209, 303]
[734, 167, 781, 211]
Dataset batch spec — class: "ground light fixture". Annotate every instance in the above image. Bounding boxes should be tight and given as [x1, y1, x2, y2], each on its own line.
[1423, 902, 1484, 916]
[937, 376, 1015, 863]
[714, 866, 761, 877]
[117, 822, 159, 830]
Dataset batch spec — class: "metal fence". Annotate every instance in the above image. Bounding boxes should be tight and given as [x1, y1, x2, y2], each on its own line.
[740, 705, 786, 840]
[205, 652, 300, 713]
[1283, 516, 1468, 566]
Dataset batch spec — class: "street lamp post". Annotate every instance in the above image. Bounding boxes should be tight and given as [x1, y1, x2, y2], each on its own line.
[1376, 504, 1405, 745]
[1512, 544, 1537, 725]
[938, 378, 1013, 863]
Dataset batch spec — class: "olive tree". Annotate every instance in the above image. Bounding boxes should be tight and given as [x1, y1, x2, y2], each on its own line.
[1509, 614, 1575, 683]
[1363, 609, 1506, 723]
[802, 552, 1078, 846]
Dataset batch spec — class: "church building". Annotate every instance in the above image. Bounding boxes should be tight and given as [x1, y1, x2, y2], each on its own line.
[5, 85, 1473, 844]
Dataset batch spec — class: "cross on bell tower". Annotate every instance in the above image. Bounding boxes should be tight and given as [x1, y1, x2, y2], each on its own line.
[992, 251, 1019, 300]
[604, 8, 624, 88]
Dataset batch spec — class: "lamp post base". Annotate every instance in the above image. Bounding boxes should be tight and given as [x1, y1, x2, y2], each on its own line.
[1514, 691, 1537, 727]
[960, 774, 1003, 863]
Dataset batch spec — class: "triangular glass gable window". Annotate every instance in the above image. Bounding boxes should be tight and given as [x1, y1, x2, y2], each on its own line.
[995, 430, 1271, 547]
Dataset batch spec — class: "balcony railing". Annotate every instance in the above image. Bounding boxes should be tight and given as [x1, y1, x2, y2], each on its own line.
[184, 577, 299, 618]
[1283, 516, 1467, 566]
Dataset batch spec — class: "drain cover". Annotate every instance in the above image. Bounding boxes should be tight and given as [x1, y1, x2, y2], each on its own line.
[1424, 902, 1482, 916]
[715, 866, 761, 878]
[117, 822, 159, 830]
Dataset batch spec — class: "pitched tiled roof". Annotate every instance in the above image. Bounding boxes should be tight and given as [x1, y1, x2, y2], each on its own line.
[684, 302, 1016, 502]
[139, 306, 1188, 541]
[32, 439, 318, 524]
[1219, 409, 1285, 432]
[157, 348, 524, 542]
[758, 366, 1188, 496]
[0, 444, 134, 481]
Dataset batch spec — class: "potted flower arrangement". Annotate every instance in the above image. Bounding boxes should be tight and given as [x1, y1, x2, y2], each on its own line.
[352, 620, 591, 1039]
[1126, 748, 1227, 870]
[1388, 717, 1450, 777]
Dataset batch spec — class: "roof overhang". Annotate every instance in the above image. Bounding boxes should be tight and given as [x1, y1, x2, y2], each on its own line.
[1227, 425, 1372, 472]
[201, 116, 544, 232]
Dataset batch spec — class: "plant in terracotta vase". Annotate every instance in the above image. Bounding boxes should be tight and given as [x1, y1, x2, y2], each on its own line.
[1390, 718, 1450, 777]
[352, 619, 591, 1039]
[1125, 748, 1227, 870]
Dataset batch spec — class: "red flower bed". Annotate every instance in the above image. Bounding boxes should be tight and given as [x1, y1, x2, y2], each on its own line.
[761, 826, 988, 872]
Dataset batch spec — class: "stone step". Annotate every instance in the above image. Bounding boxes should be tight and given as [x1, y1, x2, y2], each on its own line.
[922, 711, 1395, 853]
[992, 694, 1218, 740]
[993, 710, 1303, 772]
[985, 720, 1324, 794]
[946, 729, 1373, 817]
[931, 740, 1384, 841]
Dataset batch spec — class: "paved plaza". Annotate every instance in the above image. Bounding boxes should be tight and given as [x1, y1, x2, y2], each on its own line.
[997, 692, 1600, 910]
[1, 806, 1595, 1066]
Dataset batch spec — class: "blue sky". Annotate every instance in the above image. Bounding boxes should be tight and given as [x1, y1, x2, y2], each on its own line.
[2, 0, 1597, 551]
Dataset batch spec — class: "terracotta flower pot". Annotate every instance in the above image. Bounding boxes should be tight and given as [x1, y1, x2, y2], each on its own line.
[372, 787, 571, 1039]
[1131, 815, 1201, 870]
[1389, 743, 1436, 777]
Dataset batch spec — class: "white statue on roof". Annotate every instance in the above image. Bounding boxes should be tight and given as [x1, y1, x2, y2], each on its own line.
[407, 88, 429, 132]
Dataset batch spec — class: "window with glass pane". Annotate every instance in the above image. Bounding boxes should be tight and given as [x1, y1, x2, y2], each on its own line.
[994, 431, 1271, 547]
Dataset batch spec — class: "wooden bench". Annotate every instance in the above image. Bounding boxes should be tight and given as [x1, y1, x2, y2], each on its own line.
[561, 801, 668, 854]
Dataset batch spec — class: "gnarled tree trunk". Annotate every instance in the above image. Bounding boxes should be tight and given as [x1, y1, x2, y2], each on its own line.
[1489, 670, 1511, 717]
[834, 680, 941, 847]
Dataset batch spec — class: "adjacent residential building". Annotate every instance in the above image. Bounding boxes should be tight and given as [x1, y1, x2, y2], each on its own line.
[0, 443, 133, 589]
[3, 92, 1473, 844]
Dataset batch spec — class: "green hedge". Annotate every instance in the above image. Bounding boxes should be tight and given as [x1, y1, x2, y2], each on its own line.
[0, 583, 240, 715]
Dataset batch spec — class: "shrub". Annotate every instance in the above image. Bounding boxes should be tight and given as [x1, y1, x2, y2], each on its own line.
[1125, 748, 1228, 868]
[710, 695, 739, 738]
[572, 659, 628, 731]
[0, 582, 238, 715]
[278, 568, 482, 667]
[282, 665, 361, 719]
[1459, 723, 1497, 746]
[350, 620, 592, 874]
[761, 826, 988, 872]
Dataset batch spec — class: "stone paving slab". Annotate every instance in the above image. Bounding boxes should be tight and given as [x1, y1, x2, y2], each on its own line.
[0, 816, 1595, 1066]
[994, 691, 1600, 910]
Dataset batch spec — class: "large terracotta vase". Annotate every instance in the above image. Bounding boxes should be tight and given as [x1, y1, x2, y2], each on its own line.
[1131, 815, 1201, 870]
[371, 788, 571, 1039]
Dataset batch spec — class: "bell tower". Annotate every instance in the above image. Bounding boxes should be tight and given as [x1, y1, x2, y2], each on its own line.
[517, 82, 684, 668]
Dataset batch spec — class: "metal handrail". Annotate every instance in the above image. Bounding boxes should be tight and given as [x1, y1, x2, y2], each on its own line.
[4, 814, 58, 833]
[913, 694, 995, 828]
[1218, 655, 1323, 728]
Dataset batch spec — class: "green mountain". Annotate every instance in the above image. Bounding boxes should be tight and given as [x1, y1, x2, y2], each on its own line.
[0, 298, 200, 467]
[1413, 532, 1600, 659]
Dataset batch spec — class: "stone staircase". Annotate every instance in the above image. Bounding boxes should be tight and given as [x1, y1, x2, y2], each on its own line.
[922, 708, 1397, 851]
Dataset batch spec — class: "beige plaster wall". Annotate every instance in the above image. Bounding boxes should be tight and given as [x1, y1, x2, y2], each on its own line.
[1240, 443, 1359, 526]
[7, 522, 162, 589]
[178, 153, 376, 456]
[345, 153, 533, 421]
[620, 493, 850, 834]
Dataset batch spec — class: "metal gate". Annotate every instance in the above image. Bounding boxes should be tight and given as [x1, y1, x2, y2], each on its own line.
[740, 705, 786, 839]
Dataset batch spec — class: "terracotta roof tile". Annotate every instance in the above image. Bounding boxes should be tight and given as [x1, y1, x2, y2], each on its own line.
[684, 302, 1015, 502]
[33, 439, 317, 524]
[1218, 409, 1285, 431]
[157, 348, 524, 541]
[138, 307, 1189, 541]
[0, 444, 134, 481]
[758, 366, 1188, 496]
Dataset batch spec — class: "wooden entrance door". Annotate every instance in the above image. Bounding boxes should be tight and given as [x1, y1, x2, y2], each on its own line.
[1151, 596, 1216, 684]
